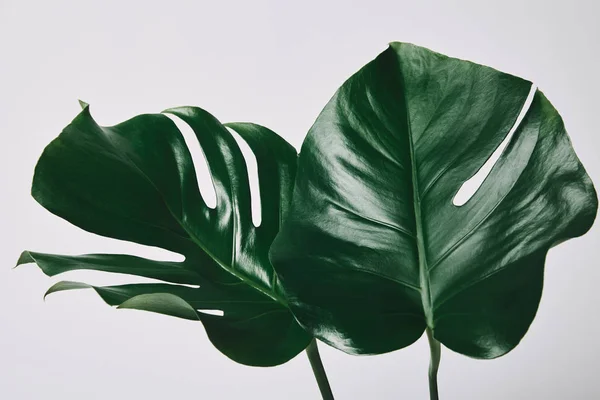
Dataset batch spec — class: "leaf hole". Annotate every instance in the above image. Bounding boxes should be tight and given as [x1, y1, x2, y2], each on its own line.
[452, 84, 537, 207]
[165, 113, 217, 209]
[50, 269, 199, 288]
[197, 309, 224, 317]
[228, 127, 262, 227]
[50, 237, 186, 263]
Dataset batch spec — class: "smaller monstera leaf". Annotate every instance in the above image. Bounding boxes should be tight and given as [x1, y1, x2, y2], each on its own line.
[18, 103, 311, 367]
[270, 42, 598, 358]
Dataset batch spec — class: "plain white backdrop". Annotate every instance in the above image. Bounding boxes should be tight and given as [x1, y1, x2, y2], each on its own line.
[1, 1, 598, 398]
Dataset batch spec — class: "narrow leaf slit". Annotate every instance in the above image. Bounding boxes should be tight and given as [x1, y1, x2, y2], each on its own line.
[165, 113, 218, 209]
[48, 270, 200, 288]
[452, 84, 537, 206]
[229, 127, 262, 227]
[197, 309, 224, 317]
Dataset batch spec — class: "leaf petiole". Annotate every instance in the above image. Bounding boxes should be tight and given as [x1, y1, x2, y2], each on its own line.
[306, 339, 335, 399]
[427, 328, 441, 400]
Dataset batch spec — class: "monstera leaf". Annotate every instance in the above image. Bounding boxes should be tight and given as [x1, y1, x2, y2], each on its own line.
[18, 103, 312, 367]
[270, 42, 597, 361]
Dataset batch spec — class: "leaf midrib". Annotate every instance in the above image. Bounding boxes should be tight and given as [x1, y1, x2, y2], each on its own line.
[397, 54, 434, 329]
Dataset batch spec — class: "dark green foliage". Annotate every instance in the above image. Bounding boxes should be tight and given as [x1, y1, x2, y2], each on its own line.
[18, 104, 311, 367]
[270, 42, 597, 359]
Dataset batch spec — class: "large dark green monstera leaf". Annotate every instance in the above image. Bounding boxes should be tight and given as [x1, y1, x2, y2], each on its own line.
[270, 42, 597, 358]
[18, 103, 311, 366]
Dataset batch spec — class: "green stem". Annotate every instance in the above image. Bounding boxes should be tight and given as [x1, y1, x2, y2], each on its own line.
[426, 328, 441, 400]
[306, 339, 334, 400]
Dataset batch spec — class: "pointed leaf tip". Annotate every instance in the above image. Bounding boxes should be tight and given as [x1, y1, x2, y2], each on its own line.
[15, 251, 34, 269]
[44, 281, 92, 301]
[161, 106, 190, 115]
[78, 100, 89, 110]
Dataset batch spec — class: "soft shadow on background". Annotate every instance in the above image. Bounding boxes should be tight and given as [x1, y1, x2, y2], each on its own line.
[1, 1, 598, 399]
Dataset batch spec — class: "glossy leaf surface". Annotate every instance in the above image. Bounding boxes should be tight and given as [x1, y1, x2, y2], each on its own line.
[270, 42, 597, 358]
[18, 105, 311, 366]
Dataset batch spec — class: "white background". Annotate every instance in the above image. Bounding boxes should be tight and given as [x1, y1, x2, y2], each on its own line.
[1, 1, 598, 398]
